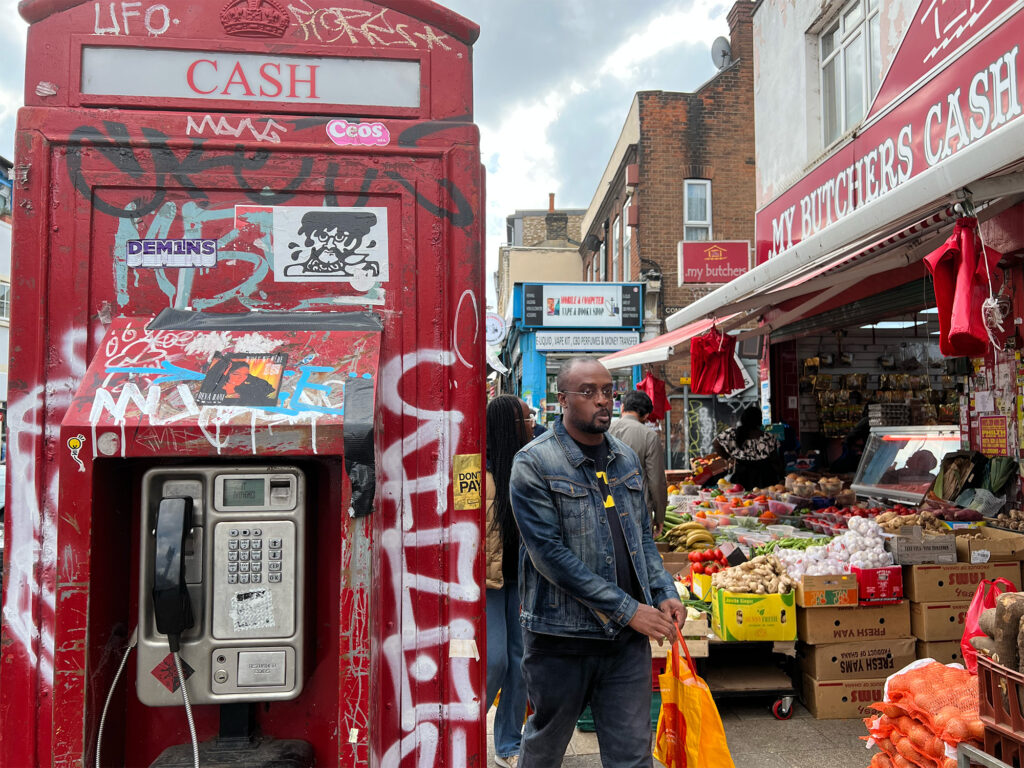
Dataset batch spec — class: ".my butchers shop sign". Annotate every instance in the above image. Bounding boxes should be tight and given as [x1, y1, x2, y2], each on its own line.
[80, 47, 421, 109]
[522, 283, 642, 329]
[678, 240, 750, 284]
[757, 6, 1023, 264]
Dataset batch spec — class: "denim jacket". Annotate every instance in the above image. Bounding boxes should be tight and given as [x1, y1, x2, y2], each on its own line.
[509, 417, 678, 639]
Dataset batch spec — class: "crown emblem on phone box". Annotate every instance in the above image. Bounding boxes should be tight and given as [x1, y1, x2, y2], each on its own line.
[221, 0, 289, 38]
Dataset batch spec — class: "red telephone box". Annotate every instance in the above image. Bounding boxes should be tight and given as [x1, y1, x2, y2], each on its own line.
[3, 2, 485, 766]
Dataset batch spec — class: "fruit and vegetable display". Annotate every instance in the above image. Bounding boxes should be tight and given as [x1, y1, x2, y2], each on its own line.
[863, 661, 985, 768]
[710, 554, 797, 595]
[686, 547, 730, 575]
[874, 509, 948, 534]
[993, 508, 1024, 532]
[753, 537, 831, 555]
[662, 521, 715, 554]
[775, 517, 893, 578]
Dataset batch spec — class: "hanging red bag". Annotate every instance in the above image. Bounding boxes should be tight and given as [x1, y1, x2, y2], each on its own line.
[654, 626, 735, 768]
[961, 577, 1016, 673]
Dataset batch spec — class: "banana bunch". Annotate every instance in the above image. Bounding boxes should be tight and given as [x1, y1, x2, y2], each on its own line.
[665, 521, 715, 553]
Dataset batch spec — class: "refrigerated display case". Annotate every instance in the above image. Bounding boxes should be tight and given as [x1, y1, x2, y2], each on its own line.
[851, 426, 961, 504]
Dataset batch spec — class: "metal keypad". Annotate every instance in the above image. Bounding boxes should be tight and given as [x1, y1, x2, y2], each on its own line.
[226, 529, 270, 585]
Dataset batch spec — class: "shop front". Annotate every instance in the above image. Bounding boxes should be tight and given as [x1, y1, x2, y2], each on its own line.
[662, 2, 1024, 470]
[504, 282, 643, 422]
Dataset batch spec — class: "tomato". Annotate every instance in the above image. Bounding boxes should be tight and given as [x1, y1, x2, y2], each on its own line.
[702, 550, 715, 561]
[688, 551, 700, 562]
[692, 564, 705, 575]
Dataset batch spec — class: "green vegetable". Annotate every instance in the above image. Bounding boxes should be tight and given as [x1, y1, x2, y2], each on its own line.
[753, 536, 831, 556]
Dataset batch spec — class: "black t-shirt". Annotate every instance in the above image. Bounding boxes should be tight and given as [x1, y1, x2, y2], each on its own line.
[526, 437, 642, 655]
[577, 439, 642, 602]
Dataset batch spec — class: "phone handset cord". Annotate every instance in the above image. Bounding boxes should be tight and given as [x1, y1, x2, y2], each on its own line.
[96, 626, 138, 768]
[172, 649, 200, 768]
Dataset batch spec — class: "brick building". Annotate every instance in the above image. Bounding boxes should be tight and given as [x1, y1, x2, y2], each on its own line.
[579, 1, 757, 467]
[580, 0, 755, 381]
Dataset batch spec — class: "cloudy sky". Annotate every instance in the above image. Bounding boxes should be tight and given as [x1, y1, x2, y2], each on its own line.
[0, 1, 730, 306]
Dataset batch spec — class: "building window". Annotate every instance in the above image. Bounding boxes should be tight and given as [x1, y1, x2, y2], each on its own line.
[612, 217, 621, 282]
[684, 180, 711, 241]
[0, 282, 10, 322]
[599, 240, 607, 281]
[821, 0, 881, 146]
[622, 198, 632, 281]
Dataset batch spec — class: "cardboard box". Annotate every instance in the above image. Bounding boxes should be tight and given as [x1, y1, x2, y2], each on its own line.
[799, 637, 916, 681]
[796, 574, 859, 608]
[850, 566, 904, 604]
[650, 615, 711, 659]
[955, 527, 1024, 564]
[691, 571, 712, 601]
[916, 639, 964, 665]
[711, 587, 797, 642]
[797, 601, 912, 645]
[904, 562, 1020, 602]
[909, 601, 970, 642]
[660, 552, 690, 570]
[802, 674, 889, 719]
[886, 526, 957, 565]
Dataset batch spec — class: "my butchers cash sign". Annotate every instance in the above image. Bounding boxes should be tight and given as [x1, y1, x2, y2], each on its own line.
[757, 5, 1024, 264]
[534, 331, 640, 352]
[523, 283, 642, 328]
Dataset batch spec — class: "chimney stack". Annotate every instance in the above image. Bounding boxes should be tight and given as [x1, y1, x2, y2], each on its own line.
[548, 193, 555, 212]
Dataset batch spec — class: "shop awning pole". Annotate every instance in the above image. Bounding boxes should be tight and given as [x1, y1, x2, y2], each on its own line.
[665, 117, 1024, 332]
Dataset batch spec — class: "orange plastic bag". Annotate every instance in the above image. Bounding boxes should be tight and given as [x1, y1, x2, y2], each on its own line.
[653, 627, 735, 768]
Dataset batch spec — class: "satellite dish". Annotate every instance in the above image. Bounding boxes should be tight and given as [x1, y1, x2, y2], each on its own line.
[711, 36, 733, 70]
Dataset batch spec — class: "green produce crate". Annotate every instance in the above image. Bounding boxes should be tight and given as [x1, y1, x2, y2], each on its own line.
[576, 692, 661, 733]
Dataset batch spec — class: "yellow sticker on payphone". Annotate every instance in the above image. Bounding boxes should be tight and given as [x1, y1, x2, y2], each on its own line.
[453, 453, 482, 510]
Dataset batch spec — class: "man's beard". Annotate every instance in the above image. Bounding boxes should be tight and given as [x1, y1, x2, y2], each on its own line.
[571, 412, 610, 434]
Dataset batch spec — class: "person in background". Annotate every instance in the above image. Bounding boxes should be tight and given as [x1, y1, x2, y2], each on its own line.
[485, 395, 533, 768]
[713, 406, 784, 490]
[528, 407, 547, 439]
[511, 358, 684, 767]
[609, 391, 668, 537]
[832, 414, 870, 473]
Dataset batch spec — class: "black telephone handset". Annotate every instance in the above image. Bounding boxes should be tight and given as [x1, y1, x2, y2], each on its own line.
[152, 497, 195, 652]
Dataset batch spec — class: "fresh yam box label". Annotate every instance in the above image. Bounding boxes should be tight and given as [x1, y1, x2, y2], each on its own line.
[798, 637, 916, 681]
[797, 601, 911, 645]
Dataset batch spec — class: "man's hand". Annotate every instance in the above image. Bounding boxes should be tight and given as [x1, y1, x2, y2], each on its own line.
[652, 522, 663, 539]
[659, 598, 686, 628]
[628, 603, 678, 645]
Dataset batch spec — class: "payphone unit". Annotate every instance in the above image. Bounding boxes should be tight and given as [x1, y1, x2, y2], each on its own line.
[137, 466, 307, 706]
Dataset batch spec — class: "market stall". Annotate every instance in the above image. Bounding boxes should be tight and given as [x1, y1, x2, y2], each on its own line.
[654, 449, 1024, 754]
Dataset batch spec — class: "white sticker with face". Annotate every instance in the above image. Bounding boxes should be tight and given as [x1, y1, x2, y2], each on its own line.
[271, 206, 389, 284]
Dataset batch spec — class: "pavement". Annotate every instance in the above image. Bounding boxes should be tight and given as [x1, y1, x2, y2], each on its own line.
[486, 698, 875, 768]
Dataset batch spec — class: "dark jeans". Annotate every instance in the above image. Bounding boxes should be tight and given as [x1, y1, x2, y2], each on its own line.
[486, 586, 528, 758]
[519, 630, 653, 768]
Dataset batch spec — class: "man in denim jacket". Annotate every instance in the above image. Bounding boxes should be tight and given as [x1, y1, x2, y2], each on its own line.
[510, 358, 684, 768]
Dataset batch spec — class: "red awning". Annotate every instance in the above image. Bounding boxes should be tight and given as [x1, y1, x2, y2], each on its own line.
[599, 317, 729, 370]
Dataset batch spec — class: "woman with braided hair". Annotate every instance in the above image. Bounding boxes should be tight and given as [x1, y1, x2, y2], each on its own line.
[485, 394, 533, 768]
